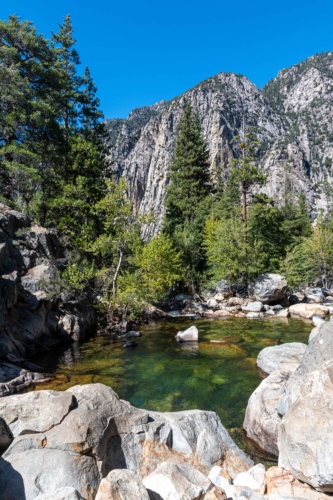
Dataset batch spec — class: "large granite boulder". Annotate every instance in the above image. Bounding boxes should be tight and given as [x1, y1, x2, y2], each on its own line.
[257, 343, 307, 376]
[243, 370, 291, 457]
[248, 274, 287, 304]
[0, 383, 252, 499]
[33, 488, 84, 500]
[278, 359, 333, 491]
[95, 469, 149, 500]
[142, 462, 212, 500]
[0, 448, 100, 500]
[278, 321, 333, 417]
[289, 303, 329, 319]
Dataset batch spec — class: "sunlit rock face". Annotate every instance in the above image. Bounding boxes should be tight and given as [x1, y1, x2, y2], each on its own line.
[106, 52, 333, 237]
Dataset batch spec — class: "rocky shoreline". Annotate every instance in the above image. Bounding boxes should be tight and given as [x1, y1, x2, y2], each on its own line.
[0, 204, 95, 397]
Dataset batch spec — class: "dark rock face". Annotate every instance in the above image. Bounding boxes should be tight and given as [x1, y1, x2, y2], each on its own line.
[106, 53, 333, 237]
[0, 204, 96, 396]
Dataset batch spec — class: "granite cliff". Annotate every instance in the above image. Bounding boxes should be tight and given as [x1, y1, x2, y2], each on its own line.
[106, 52, 333, 237]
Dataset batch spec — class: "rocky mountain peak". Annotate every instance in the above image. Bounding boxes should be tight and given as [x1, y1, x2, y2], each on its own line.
[105, 52, 333, 236]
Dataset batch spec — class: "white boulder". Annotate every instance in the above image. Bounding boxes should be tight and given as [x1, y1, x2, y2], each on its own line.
[175, 325, 199, 342]
[142, 462, 212, 500]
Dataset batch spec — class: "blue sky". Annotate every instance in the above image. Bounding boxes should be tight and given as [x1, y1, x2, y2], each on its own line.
[1, 0, 332, 118]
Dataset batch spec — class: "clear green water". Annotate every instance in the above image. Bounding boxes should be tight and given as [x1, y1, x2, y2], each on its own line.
[31, 316, 311, 465]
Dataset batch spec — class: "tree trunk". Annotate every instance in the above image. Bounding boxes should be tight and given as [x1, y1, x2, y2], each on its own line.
[241, 182, 248, 287]
[112, 250, 123, 298]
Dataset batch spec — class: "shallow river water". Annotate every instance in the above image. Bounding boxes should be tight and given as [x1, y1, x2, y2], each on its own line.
[31, 316, 311, 464]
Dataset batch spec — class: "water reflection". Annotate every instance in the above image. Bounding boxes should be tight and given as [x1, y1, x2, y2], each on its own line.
[178, 342, 199, 357]
[59, 342, 81, 366]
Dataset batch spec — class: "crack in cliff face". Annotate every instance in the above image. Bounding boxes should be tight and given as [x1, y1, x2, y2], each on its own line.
[106, 54, 333, 236]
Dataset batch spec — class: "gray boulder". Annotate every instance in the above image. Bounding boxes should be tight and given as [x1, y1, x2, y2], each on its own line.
[142, 462, 212, 500]
[305, 287, 325, 303]
[248, 274, 287, 304]
[0, 383, 252, 499]
[278, 359, 333, 491]
[95, 469, 149, 500]
[175, 325, 199, 342]
[257, 343, 307, 376]
[278, 321, 333, 417]
[0, 448, 99, 500]
[242, 301, 264, 312]
[21, 263, 59, 293]
[33, 487, 84, 500]
[243, 370, 291, 457]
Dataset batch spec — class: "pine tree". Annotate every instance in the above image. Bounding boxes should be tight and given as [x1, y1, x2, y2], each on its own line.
[164, 102, 211, 233]
[163, 102, 211, 289]
[0, 15, 63, 209]
[229, 130, 266, 285]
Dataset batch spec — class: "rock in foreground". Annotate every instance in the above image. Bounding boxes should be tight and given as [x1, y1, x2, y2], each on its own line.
[243, 370, 291, 457]
[0, 383, 252, 500]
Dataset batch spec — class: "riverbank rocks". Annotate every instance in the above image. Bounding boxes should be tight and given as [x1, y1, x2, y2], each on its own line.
[0, 203, 96, 395]
[243, 370, 291, 456]
[95, 469, 149, 500]
[246, 312, 264, 319]
[248, 274, 287, 304]
[242, 301, 264, 312]
[0, 383, 252, 499]
[142, 462, 212, 500]
[257, 343, 307, 375]
[289, 303, 329, 319]
[175, 325, 199, 342]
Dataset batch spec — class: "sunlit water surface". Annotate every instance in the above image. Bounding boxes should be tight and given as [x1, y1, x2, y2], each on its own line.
[31, 316, 311, 465]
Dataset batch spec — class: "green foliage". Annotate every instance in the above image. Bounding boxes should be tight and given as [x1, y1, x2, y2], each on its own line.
[109, 234, 183, 318]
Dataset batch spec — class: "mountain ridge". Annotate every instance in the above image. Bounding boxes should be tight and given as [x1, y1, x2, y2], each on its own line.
[105, 52, 333, 236]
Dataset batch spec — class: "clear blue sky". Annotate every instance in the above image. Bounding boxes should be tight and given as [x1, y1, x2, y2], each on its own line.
[1, 0, 332, 118]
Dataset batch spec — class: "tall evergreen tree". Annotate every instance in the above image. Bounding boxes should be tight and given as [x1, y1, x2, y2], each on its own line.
[0, 15, 63, 208]
[164, 102, 211, 233]
[229, 130, 266, 285]
[163, 102, 211, 289]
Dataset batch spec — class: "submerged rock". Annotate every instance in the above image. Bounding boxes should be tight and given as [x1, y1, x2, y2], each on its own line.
[123, 340, 138, 347]
[175, 325, 199, 342]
